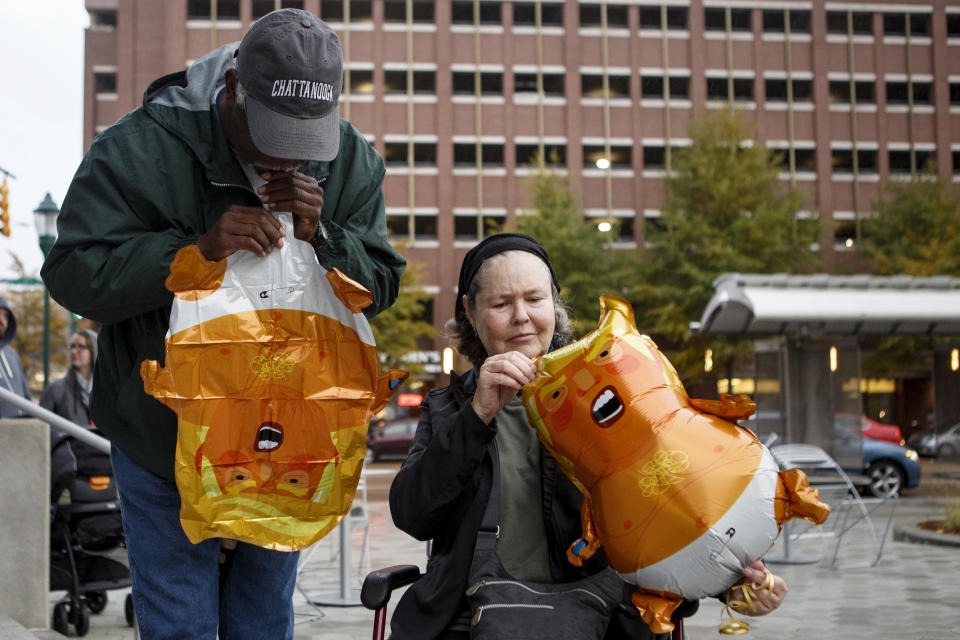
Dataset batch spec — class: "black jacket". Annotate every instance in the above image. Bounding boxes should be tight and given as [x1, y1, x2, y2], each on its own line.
[388, 369, 667, 640]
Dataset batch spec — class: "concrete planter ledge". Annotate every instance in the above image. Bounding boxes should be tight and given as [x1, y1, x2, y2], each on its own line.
[0, 614, 41, 639]
[893, 519, 960, 548]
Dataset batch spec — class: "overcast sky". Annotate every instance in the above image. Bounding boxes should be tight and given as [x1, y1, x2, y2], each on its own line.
[0, 2, 88, 281]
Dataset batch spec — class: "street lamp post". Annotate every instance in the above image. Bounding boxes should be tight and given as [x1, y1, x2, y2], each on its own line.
[34, 193, 59, 389]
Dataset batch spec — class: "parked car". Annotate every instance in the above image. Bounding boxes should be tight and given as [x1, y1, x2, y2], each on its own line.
[835, 413, 905, 446]
[366, 418, 418, 462]
[860, 437, 921, 498]
[741, 411, 920, 498]
[909, 422, 960, 458]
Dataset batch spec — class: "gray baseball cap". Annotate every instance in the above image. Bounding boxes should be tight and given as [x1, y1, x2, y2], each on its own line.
[236, 9, 343, 162]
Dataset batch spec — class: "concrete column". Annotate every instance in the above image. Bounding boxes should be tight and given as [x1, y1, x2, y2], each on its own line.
[0, 418, 50, 630]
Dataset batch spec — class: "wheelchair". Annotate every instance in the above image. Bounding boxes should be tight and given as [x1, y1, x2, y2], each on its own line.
[360, 565, 694, 640]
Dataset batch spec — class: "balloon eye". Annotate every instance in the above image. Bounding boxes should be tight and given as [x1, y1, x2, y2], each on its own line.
[225, 466, 253, 486]
[593, 342, 623, 366]
[543, 385, 568, 412]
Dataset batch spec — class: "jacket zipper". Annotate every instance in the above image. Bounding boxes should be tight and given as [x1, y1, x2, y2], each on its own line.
[467, 578, 609, 607]
[471, 603, 554, 625]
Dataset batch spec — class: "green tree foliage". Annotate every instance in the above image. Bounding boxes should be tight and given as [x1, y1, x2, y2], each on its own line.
[2, 253, 69, 393]
[513, 156, 636, 336]
[633, 110, 814, 381]
[859, 171, 960, 376]
[862, 171, 960, 276]
[369, 242, 436, 376]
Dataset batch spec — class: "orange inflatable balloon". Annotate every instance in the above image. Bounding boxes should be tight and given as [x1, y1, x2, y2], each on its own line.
[141, 213, 406, 551]
[522, 296, 829, 633]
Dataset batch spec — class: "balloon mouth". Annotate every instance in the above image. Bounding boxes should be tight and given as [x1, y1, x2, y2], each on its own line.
[255, 422, 284, 452]
[591, 385, 623, 428]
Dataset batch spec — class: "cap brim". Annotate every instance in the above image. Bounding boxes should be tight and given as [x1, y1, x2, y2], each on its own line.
[245, 95, 340, 162]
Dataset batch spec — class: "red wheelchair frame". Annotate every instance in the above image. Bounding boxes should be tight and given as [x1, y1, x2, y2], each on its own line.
[360, 565, 689, 640]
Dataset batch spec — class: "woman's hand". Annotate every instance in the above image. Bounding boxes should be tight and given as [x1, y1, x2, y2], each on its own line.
[471, 351, 537, 424]
[724, 561, 788, 616]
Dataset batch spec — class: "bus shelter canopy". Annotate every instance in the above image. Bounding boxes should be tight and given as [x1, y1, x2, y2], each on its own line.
[692, 273, 960, 336]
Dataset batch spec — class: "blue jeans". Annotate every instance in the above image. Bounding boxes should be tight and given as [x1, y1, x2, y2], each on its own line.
[111, 445, 299, 640]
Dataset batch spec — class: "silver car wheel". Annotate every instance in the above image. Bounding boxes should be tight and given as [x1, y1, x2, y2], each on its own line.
[866, 461, 904, 498]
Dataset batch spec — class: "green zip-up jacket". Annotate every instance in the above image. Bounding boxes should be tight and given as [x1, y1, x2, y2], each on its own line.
[41, 43, 405, 480]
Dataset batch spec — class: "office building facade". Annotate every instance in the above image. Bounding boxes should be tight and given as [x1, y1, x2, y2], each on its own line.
[83, 0, 960, 366]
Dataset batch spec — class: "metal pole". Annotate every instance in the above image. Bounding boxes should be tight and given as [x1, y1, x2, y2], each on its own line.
[0, 386, 110, 453]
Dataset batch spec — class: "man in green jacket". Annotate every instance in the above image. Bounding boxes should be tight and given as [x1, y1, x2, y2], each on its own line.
[41, 9, 404, 640]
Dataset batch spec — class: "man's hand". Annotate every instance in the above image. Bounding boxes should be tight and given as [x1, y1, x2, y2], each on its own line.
[197, 205, 284, 261]
[257, 170, 324, 242]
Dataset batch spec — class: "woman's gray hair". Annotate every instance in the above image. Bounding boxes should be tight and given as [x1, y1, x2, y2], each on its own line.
[444, 252, 573, 366]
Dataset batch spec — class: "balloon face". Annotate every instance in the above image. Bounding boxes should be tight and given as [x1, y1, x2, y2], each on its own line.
[141, 216, 405, 551]
[522, 296, 829, 633]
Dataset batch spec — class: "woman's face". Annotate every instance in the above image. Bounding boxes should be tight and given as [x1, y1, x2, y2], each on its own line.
[69, 333, 93, 372]
[465, 251, 556, 360]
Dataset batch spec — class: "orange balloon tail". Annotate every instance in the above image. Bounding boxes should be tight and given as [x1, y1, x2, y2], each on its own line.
[775, 468, 831, 526]
[630, 588, 685, 634]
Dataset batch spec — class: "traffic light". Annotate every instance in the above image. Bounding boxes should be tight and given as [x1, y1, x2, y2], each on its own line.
[0, 178, 9, 237]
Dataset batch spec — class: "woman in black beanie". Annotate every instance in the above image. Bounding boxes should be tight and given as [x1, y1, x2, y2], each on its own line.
[388, 233, 785, 639]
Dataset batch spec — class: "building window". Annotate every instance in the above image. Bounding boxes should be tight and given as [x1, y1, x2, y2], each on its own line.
[579, 4, 628, 28]
[641, 75, 690, 100]
[826, 11, 873, 36]
[386, 212, 438, 241]
[765, 78, 812, 102]
[89, 9, 117, 28]
[384, 70, 436, 95]
[451, 1, 501, 25]
[384, 0, 434, 23]
[704, 7, 751, 32]
[581, 74, 630, 99]
[187, 0, 239, 19]
[583, 145, 632, 170]
[639, 5, 687, 30]
[513, 2, 564, 27]
[455, 213, 506, 240]
[453, 142, 506, 167]
[706, 77, 754, 102]
[94, 71, 117, 94]
[771, 147, 816, 173]
[949, 14, 960, 37]
[889, 149, 935, 174]
[828, 80, 875, 104]
[516, 143, 566, 166]
[834, 219, 857, 249]
[886, 81, 932, 106]
[252, 0, 303, 19]
[346, 69, 374, 94]
[883, 13, 931, 37]
[515, 72, 565, 97]
[383, 142, 437, 167]
[642, 145, 670, 170]
[320, 1, 372, 22]
[452, 71, 503, 96]
[953, 151, 960, 175]
[951, 82, 960, 105]
[761, 9, 810, 34]
[832, 149, 878, 173]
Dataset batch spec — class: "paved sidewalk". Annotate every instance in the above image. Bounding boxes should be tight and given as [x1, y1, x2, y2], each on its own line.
[35, 495, 960, 640]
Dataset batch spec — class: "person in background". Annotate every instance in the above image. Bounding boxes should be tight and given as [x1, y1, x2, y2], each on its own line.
[0, 295, 31, 417]
[42, 329, 107, 492]
[41, 8, 404, 640]
[388, 233, 787, 640]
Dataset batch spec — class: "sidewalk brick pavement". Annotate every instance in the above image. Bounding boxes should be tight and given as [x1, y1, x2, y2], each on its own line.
[34, 476, 960, 640]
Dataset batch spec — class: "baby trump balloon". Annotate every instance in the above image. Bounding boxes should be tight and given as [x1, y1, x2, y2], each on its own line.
[521, 296, 829, 633]
[141, 213, 405, 551]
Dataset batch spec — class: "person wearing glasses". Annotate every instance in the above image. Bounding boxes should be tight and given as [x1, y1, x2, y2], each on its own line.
[41, 329, 110, 492]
